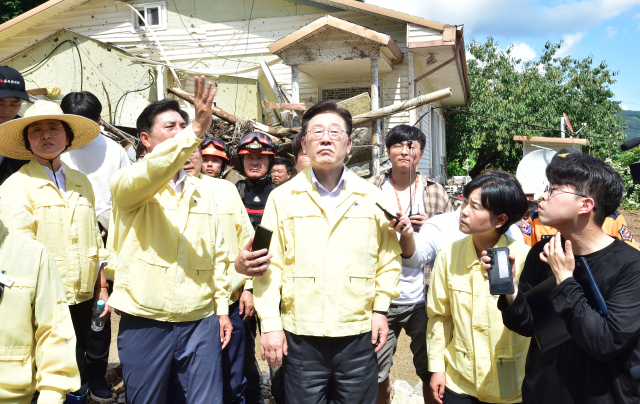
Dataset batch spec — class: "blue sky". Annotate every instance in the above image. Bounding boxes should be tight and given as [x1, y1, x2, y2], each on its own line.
[367, 0, 640, 111]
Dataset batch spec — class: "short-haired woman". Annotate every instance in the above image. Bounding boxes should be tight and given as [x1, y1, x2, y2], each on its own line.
[427, 175, 530, 404]
[0, 100, 109, 400]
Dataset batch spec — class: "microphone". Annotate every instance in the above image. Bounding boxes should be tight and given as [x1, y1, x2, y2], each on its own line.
[620, 137, 640, 151]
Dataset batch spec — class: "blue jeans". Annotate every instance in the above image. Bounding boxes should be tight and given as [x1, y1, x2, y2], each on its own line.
[118, 313, 223, 404]
[222, 301, 247, 404]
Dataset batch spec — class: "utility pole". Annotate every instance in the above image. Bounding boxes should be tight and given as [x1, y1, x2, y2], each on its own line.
[560, 115, 566, 138]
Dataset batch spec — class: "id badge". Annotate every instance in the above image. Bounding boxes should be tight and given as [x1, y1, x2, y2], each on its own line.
[0, 272, 14, 287]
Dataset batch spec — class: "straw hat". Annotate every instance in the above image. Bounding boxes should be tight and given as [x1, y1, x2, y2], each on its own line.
[0, 100, 100, 160]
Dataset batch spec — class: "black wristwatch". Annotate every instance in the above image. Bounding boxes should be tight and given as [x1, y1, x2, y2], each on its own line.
[373, 310, 388, 316]
[245, 288, 253, 293]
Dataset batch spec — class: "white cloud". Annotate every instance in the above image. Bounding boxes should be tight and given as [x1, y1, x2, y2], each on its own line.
[366, 0, 640, 38]
[622, 104, 629, 110]
[510, 42, 537, 62]
[606, 25, 619, 38]
[556, 32, 586, 57]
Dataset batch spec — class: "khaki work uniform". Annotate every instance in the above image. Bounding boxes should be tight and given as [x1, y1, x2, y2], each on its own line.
[107, 125, 230, 321]
[0, 224, 80, 404]
[0, 159, 106, 304]
[427, 234, 531, 403]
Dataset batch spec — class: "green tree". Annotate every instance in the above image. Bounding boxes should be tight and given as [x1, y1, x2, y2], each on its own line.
[1, 0, 49, 24]
[446, 37, 627, 178]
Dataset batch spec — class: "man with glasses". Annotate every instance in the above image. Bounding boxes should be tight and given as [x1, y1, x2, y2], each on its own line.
[255, 100, 402, 404]
[522, 148, 638, 249]
[498, 153, 640, 404]
[368, 125, 452, 404]
[201, 137, 230, 178]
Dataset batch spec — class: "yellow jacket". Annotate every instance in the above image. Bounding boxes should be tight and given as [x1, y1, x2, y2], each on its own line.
[0, 159, 106, 305]
[197, 173, 254, 303]
[427, 234, 530, 403]
[254, 167, 402, 336]
[107, 125, 231, 321]
[0, 224, 80, 404]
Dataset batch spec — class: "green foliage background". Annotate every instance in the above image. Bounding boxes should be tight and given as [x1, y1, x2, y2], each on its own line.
[446, 37, 640, 206]
[1, 0, 48, 24]
[623, 110, 640, 139]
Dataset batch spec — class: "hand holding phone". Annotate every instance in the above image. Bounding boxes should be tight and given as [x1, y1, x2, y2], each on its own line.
[485, 247, 515, 295]
[251, 225, 273, 257]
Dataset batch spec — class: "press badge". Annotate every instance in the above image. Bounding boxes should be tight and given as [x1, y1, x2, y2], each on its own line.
[0, 272, 15, 287]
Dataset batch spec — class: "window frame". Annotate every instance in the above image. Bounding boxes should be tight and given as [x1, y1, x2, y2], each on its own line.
[131, 2, 167, 32]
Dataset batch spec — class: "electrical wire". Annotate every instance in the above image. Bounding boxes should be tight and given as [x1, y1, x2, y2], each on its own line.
[21, 39, 83, 91]
[114, 70, 156, 124]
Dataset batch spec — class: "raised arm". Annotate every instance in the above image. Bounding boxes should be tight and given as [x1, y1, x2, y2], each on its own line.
[111, 77, 216, 211]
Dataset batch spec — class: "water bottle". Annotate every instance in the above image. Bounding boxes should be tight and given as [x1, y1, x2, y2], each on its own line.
[91, 300, 105, 331]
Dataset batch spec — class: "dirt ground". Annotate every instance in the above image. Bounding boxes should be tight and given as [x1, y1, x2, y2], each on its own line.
[108, 210, 640, 387]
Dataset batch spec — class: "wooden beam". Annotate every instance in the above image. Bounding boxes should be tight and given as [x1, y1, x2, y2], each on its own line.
[371, 58, 380, 177]
[291, 65, 300, 103]
[261, 101, 306, 111]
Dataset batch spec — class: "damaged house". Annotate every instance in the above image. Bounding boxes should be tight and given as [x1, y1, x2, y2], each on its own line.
[0, 0, 470, 180]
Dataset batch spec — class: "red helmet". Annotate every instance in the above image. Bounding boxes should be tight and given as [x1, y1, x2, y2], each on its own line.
[237, 132, 277, 156]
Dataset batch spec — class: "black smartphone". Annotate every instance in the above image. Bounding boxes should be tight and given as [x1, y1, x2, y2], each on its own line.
[251, 224, 273, 256]
[540, 235, 553, 242]
[375, 202, 399, 222]
[486, 247, 515, 295]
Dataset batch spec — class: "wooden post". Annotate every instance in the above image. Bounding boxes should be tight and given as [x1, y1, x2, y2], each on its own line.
[370, 59, 380, 177]
[156, 65, 165, 102]
[291, 65, 300, 103]
[407, 51, 417, 126]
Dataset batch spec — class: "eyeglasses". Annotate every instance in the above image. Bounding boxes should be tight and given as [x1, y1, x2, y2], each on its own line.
[390, 143, 420, 152]
[306, 126, 346, 140]
[544, 184, 588, 198]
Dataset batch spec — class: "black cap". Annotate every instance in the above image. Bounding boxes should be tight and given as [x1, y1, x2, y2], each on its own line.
[0, 66, 29, 101]
[552, 147, 582, 162]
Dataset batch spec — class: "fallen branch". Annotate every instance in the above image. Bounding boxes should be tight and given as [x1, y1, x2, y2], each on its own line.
[167, 86, 238, 125]
[352, 88, 453, 127]
[261, 101, 306, 111]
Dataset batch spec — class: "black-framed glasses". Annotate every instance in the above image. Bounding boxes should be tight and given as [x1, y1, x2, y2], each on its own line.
[544, 184, 588, 198]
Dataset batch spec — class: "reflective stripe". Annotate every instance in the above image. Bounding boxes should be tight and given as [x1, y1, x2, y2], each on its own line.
[245, 207, 264, 214]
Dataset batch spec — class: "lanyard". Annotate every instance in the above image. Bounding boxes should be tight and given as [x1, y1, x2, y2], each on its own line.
[389, 174, 419, 215]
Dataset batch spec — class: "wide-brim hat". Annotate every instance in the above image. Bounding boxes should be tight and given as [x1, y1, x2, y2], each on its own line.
[0, 100, 100, 160]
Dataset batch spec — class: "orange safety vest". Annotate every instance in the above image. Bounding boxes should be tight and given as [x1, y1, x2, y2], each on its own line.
[522, 210, 639, 250]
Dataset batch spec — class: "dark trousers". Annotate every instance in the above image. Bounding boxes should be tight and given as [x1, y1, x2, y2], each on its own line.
[85, 280, 113, 380]
[443, 387, 508, 404]
[118, 312, 223, 404]
[222, 301, 247, 404]
[243, 315, 264, 404]
[284, 331, 377, 404]
[68, 298, 95, 386]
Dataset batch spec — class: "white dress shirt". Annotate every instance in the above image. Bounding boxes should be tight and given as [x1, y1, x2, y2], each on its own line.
[168, 169, 187, 195]
[310, 166, 347, 225]
[43, 163, 67, 192]
[403, 207, 525, 270]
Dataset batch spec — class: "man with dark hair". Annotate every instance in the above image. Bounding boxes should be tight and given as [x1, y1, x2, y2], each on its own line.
[522, 148, 638, 249]
[255, 100, 402, 404]
[0, 66, 30, 184]
[271, 157, 293, 186]
[498, 153, 640, 404]
[428, 175, 530, 404]
[291, 131, 310, 173]
[368, 124, 453, 404]
[60, 90, 131, 402]
[107, 78, 232, 404]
